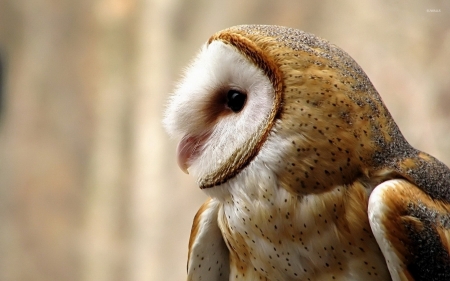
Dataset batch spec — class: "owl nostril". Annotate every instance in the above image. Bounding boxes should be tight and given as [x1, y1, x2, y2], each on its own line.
[226, 90, 247, 113]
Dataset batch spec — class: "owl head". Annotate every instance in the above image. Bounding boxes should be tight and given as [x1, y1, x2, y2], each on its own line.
[164, 25, 409, 196]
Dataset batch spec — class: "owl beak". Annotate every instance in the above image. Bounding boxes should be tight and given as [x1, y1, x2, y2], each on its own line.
[177, 134, 209, 174]
[177, 137, 191, 174]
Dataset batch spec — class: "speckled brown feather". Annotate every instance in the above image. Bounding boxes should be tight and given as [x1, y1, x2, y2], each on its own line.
[187, 199, 229, 281]
[370, 179, 450, 280]
[187, 199, 210, 263]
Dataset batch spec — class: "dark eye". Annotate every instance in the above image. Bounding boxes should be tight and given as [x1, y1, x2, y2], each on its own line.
[226, 90, 247, 113]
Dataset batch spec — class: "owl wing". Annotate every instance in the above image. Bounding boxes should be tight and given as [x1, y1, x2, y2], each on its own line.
[187, 198, 229, 281]
[368, 179, 450, 281]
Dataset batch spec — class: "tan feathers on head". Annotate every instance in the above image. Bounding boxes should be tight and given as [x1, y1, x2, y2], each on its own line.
[164, 25, 450, 281]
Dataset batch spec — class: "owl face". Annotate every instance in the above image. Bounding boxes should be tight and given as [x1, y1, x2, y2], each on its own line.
[164, 39, 281, 189]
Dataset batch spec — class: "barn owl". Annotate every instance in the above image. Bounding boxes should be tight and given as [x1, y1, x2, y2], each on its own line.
[163, 25, 450, 281]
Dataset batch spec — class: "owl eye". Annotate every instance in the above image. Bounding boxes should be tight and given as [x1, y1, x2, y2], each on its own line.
[226, 90, 247, 113]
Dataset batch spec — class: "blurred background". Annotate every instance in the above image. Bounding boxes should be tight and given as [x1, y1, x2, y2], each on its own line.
[0, 0, 449, 280]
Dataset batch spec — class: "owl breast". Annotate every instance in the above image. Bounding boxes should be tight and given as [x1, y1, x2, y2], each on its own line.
[214, 151, 391, 281]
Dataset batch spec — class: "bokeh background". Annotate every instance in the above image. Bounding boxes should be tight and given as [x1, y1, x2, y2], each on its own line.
[0, 0, 449, 280]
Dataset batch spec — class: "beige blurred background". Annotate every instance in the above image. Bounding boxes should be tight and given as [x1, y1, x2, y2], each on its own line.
[0, 0, 449, 280]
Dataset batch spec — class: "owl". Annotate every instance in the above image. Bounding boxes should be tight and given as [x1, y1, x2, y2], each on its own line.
[163, 25, 450, 281]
